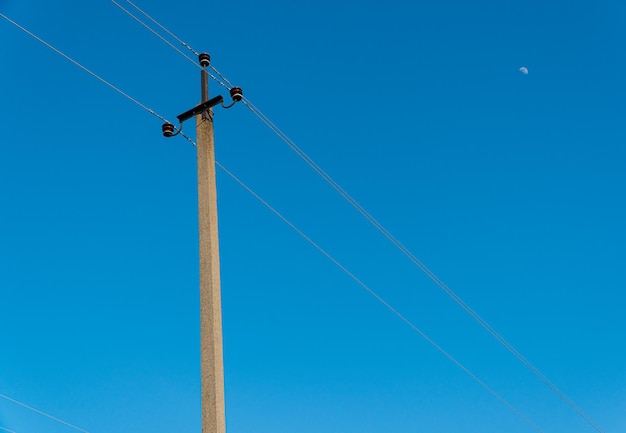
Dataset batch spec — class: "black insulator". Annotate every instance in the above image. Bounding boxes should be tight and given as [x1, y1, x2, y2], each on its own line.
[162, 122, 175, 137]
[229, 87, 243, 102]
[198, 52, 211, 67]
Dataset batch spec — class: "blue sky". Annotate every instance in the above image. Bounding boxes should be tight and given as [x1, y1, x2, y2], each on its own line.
[1, 1, 625, 433]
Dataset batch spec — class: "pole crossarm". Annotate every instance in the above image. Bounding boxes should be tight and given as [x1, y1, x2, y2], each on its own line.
[177, 95, 225, 123]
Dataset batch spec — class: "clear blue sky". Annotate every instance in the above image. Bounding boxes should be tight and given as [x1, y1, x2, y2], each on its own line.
[1, 1, 625, 433]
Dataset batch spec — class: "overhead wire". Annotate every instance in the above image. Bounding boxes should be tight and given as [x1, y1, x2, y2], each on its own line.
[114, 0, 234, 91]
[121, 0, 235, 88]
[248, 109, 606, 433]
[112, 1, 232, 91]
[0, 11, 198, 144]
[0, 13, 170, 127]
[217, 162, 548, 433]
[105, 5, 607, 433]
[123, 0, 199, 57]
[0, 426, 18, 433]
[111, 0, 197, 69]
[243, 93, 608, 433]
[243, 92, 608, 433]
[0, 13, 548, 432]
[0, 393, 90, 433]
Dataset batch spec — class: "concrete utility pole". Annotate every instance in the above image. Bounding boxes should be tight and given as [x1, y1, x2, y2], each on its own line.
[196, 61, 226, 433]
[162, 52, 242, 433]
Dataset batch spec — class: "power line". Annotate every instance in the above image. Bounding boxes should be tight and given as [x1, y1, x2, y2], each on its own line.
[0, 426, 18, 433]
[110, 0, 231, 91]
[112, 0, 234, 91]
[0, 393, 89, 433]
[0, 13, 169, 126]
[216, 162, 545, 433]
[242, 93, 607, 433]
[0, 12, 198, 144]
[103, 4, 605, 432]
[120, 0, 235, 89]
[124, 0, 200, 57]
[121, 0, 234, 90]
[111, 0, 198, 68]
[242, 103, 608, 433]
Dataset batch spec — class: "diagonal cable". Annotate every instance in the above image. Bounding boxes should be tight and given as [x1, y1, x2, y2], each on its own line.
[240, 96, 605, 433]
[122, 0, 236, 89]
[216, 162, 546, 433]
[0, 12, 172, 126]
[112, 0, 198, 68]
[0, 393, 89, 433]
[111, 1, 230, 90]
[123, 0, 199, 56]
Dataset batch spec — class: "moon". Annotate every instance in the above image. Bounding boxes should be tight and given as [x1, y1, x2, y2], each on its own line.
[519, 66, 529, 75]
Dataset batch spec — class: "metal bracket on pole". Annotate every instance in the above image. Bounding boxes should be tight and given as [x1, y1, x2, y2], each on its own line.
[177, 96, 225, 124]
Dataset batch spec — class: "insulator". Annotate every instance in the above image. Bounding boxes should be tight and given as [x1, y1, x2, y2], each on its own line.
[198, 52, 211, 67]
[162, 122, 175, 137]
[229, 87, 243, 102]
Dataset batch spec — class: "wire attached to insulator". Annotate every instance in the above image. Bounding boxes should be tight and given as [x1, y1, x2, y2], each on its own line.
[221, 87, 243, 109]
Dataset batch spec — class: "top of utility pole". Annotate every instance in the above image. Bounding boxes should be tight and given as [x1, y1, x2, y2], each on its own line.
[160, 54, 242, 138]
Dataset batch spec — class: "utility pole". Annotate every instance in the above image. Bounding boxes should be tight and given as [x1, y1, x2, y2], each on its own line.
[196, 54, 226, 433]
[162, 53, 242, 433]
